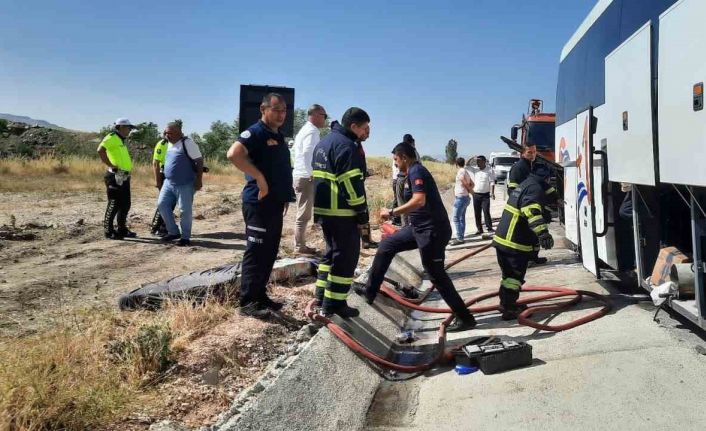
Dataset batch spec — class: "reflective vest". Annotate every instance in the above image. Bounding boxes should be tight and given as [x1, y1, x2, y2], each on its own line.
[312, 124, 368, 222]
[98, 132, 132, 172]
[152, 138, 168, 168]
[493, 176, 549, 254]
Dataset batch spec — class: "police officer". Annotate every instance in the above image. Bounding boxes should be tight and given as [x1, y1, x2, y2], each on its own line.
[355, 142, 477, 332]
[97, 118, 137, 240]
[312, 108, 371, 318]
[227, 93, 295, 318]
[507, 143, 557, 265]
[493, 164, 554, 320]
[150, 131, 170, 235]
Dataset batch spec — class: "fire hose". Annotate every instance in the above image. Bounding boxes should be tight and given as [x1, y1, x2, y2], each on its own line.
[306, 231, 612, 372]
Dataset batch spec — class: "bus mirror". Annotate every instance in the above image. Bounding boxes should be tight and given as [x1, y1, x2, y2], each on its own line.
[511, 126, 518, 141]
[590, 115, 598, 134]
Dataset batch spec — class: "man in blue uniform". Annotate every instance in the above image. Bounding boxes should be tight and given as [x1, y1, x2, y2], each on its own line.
[312, 108, 371, 318]
[227, 93, 295, 318]
[355, 142, 477, 332]
[493, 164, 554, 320]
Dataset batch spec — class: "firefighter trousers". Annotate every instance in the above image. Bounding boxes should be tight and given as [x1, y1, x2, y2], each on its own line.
[367, 225, 473, 320]
[240, 197, 285, 306]
[496, 248, 530, 306]
[317, 217, 361, 311]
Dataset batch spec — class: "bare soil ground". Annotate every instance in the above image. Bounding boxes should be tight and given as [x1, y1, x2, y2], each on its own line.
[0, 174, 384, 429]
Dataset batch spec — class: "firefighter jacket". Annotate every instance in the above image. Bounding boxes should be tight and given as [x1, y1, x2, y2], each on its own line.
[493, 175, 550, 254]
[312, 123, 369, 224]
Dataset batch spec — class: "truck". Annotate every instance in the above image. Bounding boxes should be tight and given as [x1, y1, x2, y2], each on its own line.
[555, 0, 706, 330]
[488, 151, 519, 184]
[510, 99, 556, 162]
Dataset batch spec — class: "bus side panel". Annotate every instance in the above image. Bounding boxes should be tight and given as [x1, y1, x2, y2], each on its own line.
[658, 0, 706, 187]
[592, 104, 618, 269]
[557, 119, 579, 246]
[577, 109, 599, 276]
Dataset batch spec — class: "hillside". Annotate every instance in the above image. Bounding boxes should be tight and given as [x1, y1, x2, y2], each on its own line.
[0, 113, 64, 129]
[0, 120, 101, 159]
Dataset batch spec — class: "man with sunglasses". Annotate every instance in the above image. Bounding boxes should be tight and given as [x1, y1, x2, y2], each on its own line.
[292, 104, 327, 255]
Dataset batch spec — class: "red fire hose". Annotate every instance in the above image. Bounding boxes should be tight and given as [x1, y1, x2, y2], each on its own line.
[307, 225, 613, 372]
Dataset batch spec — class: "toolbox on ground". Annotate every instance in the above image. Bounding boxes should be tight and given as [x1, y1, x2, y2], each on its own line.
[456, 337, 533, 374]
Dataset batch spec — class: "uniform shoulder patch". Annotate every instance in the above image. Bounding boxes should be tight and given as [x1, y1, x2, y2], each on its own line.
[415, 178, 424, 186]
[240, 130, 251, 139]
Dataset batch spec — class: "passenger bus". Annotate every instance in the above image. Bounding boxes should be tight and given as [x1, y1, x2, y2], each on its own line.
[556, 0, 706, 328]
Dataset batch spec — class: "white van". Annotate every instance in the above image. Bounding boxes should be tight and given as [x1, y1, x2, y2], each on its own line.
[489, 151, 519, 184]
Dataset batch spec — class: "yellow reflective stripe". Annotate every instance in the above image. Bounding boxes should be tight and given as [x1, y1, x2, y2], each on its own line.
[342, 177, 356, 197]
[507, 213, 519, 242]
[502, 278, 522, 290]
[315, 279, 329, 288]
[318, 264, 331, 272]
[545, 187, 556, 195]
[328, 274, 353, 285]
[324, 290, 348, 300]
[331, 180, 338, 210]
[532, 224, 547, 234]
[337, 169, 363, 182]
[503, 204, 520, 215]
[508, 182, 519, 189]
[493, 234, 534, 252]
[528, 215, 543, 224]
[313, 170, 337, 180]
[348, 196, 366, 206]
[521, 204, 542, 218]
[314, 208, 356, 217]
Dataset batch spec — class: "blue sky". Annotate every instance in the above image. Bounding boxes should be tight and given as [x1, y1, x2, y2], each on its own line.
[0, 0, 595, 157]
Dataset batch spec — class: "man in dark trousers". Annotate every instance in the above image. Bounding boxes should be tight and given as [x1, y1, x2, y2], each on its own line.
[467, 155, 496, 234]
[493, 164, 554, 320]
[507, 143, 557, 264]
[356, 142, 477, 332]
[97, 118, 137, 240]
[312, 108, 371, 318]
[227, 93, 295, 318]
[150, 131, 169, 236]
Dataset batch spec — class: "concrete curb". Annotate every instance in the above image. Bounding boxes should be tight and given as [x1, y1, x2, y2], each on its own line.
[210, 254, 420, 431]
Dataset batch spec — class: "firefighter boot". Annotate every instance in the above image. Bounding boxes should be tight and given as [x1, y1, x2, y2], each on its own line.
[498, 286, 527, 321]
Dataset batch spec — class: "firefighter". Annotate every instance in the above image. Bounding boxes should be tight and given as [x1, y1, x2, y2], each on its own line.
[507, 143, 557, 265]
[312, 108, 371, 318]
[493, 164, 554, 320]
[150, 131, 170, 235]
[355, 142, 477, 332]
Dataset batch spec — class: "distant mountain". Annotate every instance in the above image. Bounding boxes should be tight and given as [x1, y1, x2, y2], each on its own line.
[0, 113, 64, 130]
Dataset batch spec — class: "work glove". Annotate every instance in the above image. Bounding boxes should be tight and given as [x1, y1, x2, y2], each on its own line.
[355, 209, 370, 225]
[538, 231, 554, 250]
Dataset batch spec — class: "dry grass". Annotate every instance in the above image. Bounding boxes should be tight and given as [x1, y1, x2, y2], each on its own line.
[0, 156, 242, 193]
[0, 299, 233, 431]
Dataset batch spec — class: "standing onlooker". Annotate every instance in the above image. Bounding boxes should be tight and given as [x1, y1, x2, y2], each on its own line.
[157, 120, 204, 247]
[227, 93, 295, 319]
[394, 134, 420, 226]
[450, 157, 474, 245]
[150, 131, 169, 236]
[97, 118, 136, 240]
[292, 104, 327, 255]
[468, 155, 496, 235]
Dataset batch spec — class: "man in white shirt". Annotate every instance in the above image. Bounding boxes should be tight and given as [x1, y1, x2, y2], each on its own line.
[292, 104, 327, 254]
[467, 155, 496, 234]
